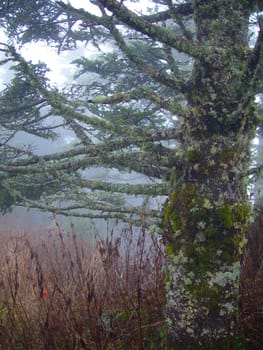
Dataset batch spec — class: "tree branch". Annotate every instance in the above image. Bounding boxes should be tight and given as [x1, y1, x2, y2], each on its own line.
[4, 45, 142, 136]
[88, 86, 188, 117]
[7, 126, 178, 168]
[1, 150, 171, 179]
[62, 176, 169, 196]
[66, 118, 93, 145]
[241, 15, 263, 95]
[21, 199, 161, 227]
[108, 20, 188, 93]
[97, 0, 198, 58]
[142, 2, 192, 23]
[56, 2, 191, 93]
[56, 1, 109, 27]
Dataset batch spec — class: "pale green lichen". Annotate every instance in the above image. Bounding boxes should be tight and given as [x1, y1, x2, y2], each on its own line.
[164, 153, 251, 344]
[203, 198, 213, 209]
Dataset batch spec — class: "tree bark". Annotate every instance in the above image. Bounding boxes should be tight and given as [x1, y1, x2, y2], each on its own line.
[164, 1, 258, 346]
[239, 208, 263, 350]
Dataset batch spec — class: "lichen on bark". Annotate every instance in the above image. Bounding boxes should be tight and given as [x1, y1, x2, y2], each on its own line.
[164, 139, 252, 345]
[163, 1, 260, 346]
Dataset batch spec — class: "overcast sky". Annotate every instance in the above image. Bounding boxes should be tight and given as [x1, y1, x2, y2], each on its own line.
[0, 33, 91, 89]
[0, 0, 102, 89]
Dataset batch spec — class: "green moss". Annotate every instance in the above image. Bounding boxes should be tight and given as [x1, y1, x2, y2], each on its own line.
[218, 147, 236, 163]
[163, 183, 201, 253]
[164, 190, 250, 277]
[185, 244, 212, 274]
[166, 243, 174, 257]
[0, 304, 8, 322]
[233, 203, 250, 223]
[218, 203, 233, 228]
[187, 149, 200, 162]
[189, 281, 222, 311]
[164, 163, 251, 346]
[218, 202, 250, 230]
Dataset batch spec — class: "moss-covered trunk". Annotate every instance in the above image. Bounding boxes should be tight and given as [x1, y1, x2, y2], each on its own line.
[164, 1, 258, 347]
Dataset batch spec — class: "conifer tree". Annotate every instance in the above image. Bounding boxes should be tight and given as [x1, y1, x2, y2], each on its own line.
[0, 0, 263, 346]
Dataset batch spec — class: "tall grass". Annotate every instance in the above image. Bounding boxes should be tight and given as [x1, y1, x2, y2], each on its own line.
[0, 222, 167, 350]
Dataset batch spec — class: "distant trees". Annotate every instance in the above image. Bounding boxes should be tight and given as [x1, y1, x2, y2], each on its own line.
[0, 0, 263, 347]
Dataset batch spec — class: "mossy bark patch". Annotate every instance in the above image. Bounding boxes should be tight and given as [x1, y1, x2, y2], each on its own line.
[162, 2, 257, 342]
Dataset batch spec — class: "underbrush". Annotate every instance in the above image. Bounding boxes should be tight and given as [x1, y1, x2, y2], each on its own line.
[0, 221, 167, 349]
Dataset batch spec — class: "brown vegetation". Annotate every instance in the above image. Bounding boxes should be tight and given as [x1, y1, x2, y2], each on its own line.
[239, 208, 263, 349]
[0, 222, 167, 350]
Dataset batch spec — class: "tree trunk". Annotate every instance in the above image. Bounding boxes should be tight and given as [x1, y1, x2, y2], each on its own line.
[163, 1, 258, 347]
[239, 208, 263, 349]
[239, 116, 263, 349]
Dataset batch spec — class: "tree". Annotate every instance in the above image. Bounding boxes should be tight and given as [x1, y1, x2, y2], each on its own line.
[0, 0, 263, 347]
[249, 95, 263, 203]
[238, 96, 263, 349]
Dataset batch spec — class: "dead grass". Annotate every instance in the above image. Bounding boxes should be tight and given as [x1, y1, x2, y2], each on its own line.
[0, 221, 167, 350]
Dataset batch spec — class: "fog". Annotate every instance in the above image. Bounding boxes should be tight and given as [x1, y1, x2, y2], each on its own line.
[0, 36, 165, 236]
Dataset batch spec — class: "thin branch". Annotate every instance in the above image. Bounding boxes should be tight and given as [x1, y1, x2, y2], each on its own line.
[87, 86, 188, 117]
[0, 130, 17, 146]
[56, 0, 109, 27]
[20, 200, 160, 227]
[66, 118, 93, 145]
[56, 2, 191, 93]
[56, 0, 192, 26]
[240, 15, 263, 96]
[166, 0, 193, 42]
[248, 162, 263, 177]
[28, 200, 161, 218]
[233, 16, 263, 126]
[142, 2, 192, 23]
[97, 0, 198, 58]
[6, 126, 178, 168]
[108, 20, 188, 93]
[62, 176, 169, 196]
[1, 150, 171, 179]
[6, 45, 160, 138]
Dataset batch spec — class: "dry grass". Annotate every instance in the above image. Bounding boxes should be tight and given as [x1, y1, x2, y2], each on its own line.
[0, 221, 167, 350]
